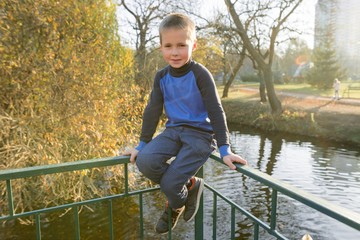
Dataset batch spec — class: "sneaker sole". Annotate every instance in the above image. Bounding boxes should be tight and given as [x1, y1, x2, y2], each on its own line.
[155, 207, 185, 234]
[185, 179, 204, 222]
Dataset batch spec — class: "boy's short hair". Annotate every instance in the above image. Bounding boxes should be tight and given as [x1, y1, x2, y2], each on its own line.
[159, 13, 196, 43]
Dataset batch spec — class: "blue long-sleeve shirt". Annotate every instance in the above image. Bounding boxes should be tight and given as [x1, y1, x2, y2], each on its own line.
[137, 60, 231, 157]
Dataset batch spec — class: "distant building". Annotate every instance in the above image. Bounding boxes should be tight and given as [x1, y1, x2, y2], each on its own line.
[314, 0, 360, 78]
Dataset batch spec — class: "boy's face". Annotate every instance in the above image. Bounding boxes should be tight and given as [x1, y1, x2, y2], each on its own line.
[160, 28, 196, 68]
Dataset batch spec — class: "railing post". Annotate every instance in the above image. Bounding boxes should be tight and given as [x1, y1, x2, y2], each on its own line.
[231, 206, 235, 239]
[74, 206, 80, 240]
[167, 205, 172, 240]
[36, 213, 41, 240]
[139, 193, 144, 240]
[254, 223, 259, 240]
[108, 200, 114, 240]
[124, 163, 129, 194]
[212, 194, 217, 240]
[270, 189, 278, 230]
[6, 180, 14, 216]
[194, 167, 204, 240]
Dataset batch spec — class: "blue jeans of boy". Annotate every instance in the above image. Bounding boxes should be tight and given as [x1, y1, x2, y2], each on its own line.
[136, 126, 216, 209]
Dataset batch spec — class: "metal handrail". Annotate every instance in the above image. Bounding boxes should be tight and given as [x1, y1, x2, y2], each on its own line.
[0, 156, 158, 240]
[207, 154, 360, 239]
[1, 154, 360, 240]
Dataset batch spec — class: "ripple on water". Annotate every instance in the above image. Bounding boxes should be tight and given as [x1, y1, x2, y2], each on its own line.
[207, 126, 360, 239]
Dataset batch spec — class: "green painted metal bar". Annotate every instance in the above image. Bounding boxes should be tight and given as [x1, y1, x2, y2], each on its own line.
[231, 205, 235, 239]
[0, 186, 160, 222]
[205, 183, 269, 228]
[36, 213, 41, 240]
[195, 167, 204, 240]
[108, 200, 114, 240]
[74, 206, 80, 240]
[1, 154, 360, 239]
[139, 193, 144, 240]
[0, 156, 130, 180]
[167, 205, 172, 240]
[209, 154, 360, 231]
[254, 223, 259, 240]
[124, 163, 129, 194]
[205, 183, 288, 239]
[6, 179, 14, 216]
[270, 189, 278, 230]
[212, 194, 217, 240]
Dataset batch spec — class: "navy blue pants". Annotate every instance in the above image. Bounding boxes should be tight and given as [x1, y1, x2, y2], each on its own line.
[136, 126, 216, 209]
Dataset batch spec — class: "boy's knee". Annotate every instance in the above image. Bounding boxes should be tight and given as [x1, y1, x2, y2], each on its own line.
[136, 152, 165, 183]
[135, 152, 150, 173]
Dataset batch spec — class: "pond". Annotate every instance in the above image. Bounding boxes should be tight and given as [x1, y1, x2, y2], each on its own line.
[1, 124, 359, 239]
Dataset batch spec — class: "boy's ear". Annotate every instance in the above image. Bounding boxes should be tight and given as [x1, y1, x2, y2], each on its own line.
[192, 40, 197, 51]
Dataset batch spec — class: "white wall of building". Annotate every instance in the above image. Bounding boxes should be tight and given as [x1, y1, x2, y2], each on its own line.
[315, 0, 360, 77]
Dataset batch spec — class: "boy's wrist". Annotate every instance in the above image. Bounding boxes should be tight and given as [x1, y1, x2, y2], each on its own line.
[219, 145, 232, 158]
[135, 141, 147, 151]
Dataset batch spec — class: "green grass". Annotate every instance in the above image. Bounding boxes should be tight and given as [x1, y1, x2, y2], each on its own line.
[230, 82, 360, 99]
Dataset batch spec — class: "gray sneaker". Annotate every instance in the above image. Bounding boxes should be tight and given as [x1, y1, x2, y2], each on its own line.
[183, 177, 204, 222]
[155, 202, 185, 234]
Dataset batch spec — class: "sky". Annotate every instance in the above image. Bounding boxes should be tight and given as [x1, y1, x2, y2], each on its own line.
[200, 0, 317, 49]
[117, 0, 317, 49]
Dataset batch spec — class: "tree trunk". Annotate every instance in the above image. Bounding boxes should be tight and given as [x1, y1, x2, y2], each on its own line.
[222, 71, 227, 86]
[222, 56, 243, 98]
[258, 71, 267, 103]
[263, 67, 282, 114]
[222, 51, 227, 86]
[222, 74, 233, 98]
[134, 38, 147, 85]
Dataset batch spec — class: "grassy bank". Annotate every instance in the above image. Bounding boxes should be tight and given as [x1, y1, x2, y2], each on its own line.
[222, 97, 318, 138]
[220, 85, 360, 146]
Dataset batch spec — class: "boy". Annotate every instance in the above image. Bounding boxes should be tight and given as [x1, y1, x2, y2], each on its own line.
[124, 13, 247, 234]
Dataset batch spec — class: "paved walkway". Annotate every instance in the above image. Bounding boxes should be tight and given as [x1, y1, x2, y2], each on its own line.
[276, 91, 360, 107]
[242, 87, 360, 107]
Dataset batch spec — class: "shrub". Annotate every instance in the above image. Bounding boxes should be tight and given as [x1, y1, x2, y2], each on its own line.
[0, 0, 144, 218]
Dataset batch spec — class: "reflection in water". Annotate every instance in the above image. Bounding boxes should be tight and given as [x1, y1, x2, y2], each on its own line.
[0, 197, 142, 240]
[1, 125, 359, 239]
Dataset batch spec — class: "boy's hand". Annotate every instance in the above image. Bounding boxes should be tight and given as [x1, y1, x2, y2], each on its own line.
[122, 148, 139, 164]
[223, 154, 247, 170]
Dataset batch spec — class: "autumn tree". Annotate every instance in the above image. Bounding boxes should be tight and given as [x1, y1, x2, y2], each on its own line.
[224, 0, 304, 114]
[192, 37, 223, 78]
[0, 0, 144, 214]
[206, 13, 248, 98]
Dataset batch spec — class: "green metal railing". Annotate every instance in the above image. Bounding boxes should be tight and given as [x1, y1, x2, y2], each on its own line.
[1, 154, 360, 239]
[209, 155, 360, 239]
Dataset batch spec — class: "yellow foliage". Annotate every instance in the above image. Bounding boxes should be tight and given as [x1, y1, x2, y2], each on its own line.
[192, 37, 223, 76]
[0, 0, 145, 215]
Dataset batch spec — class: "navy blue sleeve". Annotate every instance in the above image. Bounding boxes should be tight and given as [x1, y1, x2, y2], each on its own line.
[139, 71, 164, 143]
[193, 63, 230, 147]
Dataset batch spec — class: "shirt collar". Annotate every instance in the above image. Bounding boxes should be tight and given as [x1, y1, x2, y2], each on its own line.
[169, 60, 194, 77]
